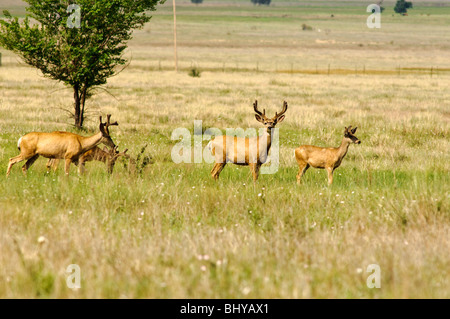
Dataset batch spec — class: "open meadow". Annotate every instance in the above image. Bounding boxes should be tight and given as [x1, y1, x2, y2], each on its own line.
[0, 0, 449, 298]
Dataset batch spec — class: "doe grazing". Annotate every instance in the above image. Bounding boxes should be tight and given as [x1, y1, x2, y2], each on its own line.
[6, 114, 118, 176]
[46, 146, 129, 174]
[294, 125, 361, 185]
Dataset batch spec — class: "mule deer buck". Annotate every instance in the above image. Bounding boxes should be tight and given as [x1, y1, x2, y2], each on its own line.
[46, 146, 129, 174]
[6, 115, 118, 176]
[294, 126, 361, 185]
[208, 100, 287, 181]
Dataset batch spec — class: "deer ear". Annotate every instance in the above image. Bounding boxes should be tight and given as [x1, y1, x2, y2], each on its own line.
[276, 115, 285, 123]
[351, 127, 357, 134]
[255, 114, 264, 122]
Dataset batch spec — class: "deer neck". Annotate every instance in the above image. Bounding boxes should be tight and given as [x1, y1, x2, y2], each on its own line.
[259, 128, 272, 152]
[337, 137, 351, 160]
[79, 131, 103, 153]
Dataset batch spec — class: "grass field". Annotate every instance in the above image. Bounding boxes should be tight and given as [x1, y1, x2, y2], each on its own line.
[0, 1, 449, 298]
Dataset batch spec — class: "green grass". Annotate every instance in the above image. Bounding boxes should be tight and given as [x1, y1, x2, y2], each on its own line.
[0, 1, 449, 298]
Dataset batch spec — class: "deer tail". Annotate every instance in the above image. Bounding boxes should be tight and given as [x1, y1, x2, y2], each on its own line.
[207, 140, 215, 155]
[17, 137, 23, 151]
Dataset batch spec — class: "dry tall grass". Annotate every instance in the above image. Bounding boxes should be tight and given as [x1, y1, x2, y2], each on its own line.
[0, 1, 448, 298]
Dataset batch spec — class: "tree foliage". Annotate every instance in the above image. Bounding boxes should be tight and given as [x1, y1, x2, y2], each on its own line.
[394, 0, 413, 14]
[0, 0, 163, 128]
[191, 0, 203, 4]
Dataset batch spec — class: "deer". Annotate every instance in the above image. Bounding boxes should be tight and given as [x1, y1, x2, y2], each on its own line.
[6, 114, 118, 177]
[46, 146, 129, 174]
[294, 125, 361, 185]
[208, 100, 287, 182]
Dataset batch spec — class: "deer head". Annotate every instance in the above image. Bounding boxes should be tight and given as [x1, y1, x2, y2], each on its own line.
[253, 100, 288, 131]
[344, 126, 361, 144]
[99, 114, 118, 149]
[106, 146, 129, 174]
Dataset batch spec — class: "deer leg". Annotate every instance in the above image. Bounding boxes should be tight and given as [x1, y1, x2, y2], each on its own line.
[249, 163, 261, 182]
[64, 159, 72, 176]
[77, 159, 86, 175]
[6, 154, 25, 177]
[46, 159, 53, 173]
[296, 162, 309, 185]
[78, 162, 86, 175]
[211, 163, 226, 180]
[21, 154, 39, 175]
[107, 160, 114, 174]
[53, 159, 60, 172]
[46, 158, 59, 173]
[326, 167, 334, 185]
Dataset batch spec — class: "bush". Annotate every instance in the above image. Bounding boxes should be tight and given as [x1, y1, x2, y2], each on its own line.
[394, 0, 413, 14]
[302, 23, 313, 31]
[191, 0, 203, 4]
[188, 67, 201, 78]
[131, 144, 154, 176]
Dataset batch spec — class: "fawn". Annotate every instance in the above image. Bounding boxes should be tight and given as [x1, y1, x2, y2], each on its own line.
[295, 126, 361, 185]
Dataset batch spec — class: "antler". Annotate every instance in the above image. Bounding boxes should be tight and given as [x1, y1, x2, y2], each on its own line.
[253, 100, 262, 116]
[108, 146, 119, 155]
[274, 101, 288, 120]
[253, 100, 267, 118]
[111, 147, 128, 158]
[106, 114, 118, 128]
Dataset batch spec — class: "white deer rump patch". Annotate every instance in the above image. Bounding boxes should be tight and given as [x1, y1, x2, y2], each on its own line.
[17, 137, 23, 150]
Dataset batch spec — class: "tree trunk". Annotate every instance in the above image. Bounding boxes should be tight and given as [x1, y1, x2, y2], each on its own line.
[74, 85, 82, 129]
[80, 86, 87, 128]
[73, 85, 87, 129]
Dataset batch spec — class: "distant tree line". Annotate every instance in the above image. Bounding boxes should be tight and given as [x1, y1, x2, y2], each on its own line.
[193, 0, 410, 13]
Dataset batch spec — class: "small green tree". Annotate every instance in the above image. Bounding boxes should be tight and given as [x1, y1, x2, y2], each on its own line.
[191, 0, 203, 4]
[0, 0, 164, 128]
[394, 0, 413, 14]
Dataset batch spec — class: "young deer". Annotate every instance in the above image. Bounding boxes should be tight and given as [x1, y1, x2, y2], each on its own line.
[209, 100, 287, 181]
[46, 146, 129, 174]
[6, 115, 118, 176]
[295, 126, 361, 185]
